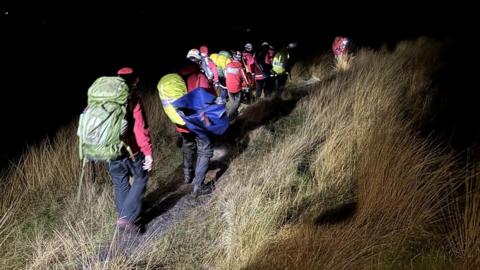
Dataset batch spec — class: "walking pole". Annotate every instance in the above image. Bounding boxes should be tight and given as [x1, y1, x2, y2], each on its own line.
[76, 158, 87, 203]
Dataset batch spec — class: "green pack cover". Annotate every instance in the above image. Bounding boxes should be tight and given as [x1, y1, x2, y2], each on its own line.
[157, 73, 187, 125]
[77, 76, 130, 161]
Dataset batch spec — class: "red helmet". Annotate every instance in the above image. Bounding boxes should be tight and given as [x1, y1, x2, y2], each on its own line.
[200, 45, 209, 57]
[117, 67, 134, 75]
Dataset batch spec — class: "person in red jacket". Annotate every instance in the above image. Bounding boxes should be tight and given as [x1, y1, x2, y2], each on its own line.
[332, 36, 351, 58]
[187, 48, 220, 94]
[225, 51, 247, 120]
[176, 65, 217, 196]
[263, 42, 275, 66]
[198, 46, 220, 84]
[109, 67, 153, 232]
[179, 64, 217, 95]
[242, 43, 256, 102]
[242, 43, 255, 76]
[255, 42, 275, 99]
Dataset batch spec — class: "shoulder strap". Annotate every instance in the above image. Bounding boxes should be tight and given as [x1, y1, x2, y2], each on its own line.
[196, 74, 201, 88]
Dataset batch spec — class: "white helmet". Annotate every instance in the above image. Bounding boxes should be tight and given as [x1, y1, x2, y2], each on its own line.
[187, 48, 201, 62]
[261, 41, 269, 47]
[233, 51, 242, 61]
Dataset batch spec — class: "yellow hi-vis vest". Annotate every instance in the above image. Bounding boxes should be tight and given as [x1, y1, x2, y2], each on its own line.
[272, 49, 289, 75]
[157, 73, 187, 125]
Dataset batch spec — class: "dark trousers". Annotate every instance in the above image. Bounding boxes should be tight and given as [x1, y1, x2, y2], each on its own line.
[255, 78, 274, 99]
[227, 92, 242, 120]
[181, 132, 214, 188]
[275, 74, 288, 94]
[108, 154, 148, 223]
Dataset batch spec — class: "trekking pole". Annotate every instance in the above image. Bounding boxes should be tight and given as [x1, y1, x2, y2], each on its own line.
[76, 158, 87, 203]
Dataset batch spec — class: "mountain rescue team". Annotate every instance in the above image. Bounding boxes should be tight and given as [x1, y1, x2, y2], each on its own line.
[77, 37, 353, 232]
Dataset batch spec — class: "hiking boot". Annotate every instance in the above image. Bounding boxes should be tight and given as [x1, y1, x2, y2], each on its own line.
[116, 218, 140, 233]
[192, 184, 213, 197]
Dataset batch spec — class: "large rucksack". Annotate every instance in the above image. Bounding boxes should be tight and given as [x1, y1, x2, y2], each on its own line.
[77, 76, 130, 161]
[157, 73, 188, 125]
[210, 53, 231, 78]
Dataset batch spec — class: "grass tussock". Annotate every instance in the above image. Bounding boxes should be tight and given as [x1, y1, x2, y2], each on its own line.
[334, 53, 354, 71]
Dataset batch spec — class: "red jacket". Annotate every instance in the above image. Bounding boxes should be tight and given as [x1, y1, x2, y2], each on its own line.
[242, 52, 255, 74]
[208, 58, 219, 83]
[253, 59, 266, 81]
[125, 93, 153, 156]
[265, 47, 275, 65]
[333, 37, 349, 56]
[176, 124, 190, 133]
[187, 72, 208, 91]
[181, 64, 217, 95]
[186, 72, 217, 95]
[225, 60, 247, 94]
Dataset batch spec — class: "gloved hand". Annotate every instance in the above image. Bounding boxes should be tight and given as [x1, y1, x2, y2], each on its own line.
[143, 155, 153, 172]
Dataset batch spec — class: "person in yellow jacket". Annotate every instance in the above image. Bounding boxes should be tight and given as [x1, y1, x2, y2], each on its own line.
[272, 42, 297, 94]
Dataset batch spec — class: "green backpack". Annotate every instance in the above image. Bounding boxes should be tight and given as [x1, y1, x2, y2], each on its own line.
[77, 76, 130, 161]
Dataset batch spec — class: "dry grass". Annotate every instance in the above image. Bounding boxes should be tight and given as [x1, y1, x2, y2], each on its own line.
[334, 53, 354, 71]
[0, 85, 178, 269]
[289, 53, 333, 84]
[447, 165, 480, 269]
[137, 38, 476, 269]
[1, 37, 478, 269]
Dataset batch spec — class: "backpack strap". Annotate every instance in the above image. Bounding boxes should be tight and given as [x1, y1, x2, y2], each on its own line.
[121, 100, 136, 161]
[196, 74, 201, 88]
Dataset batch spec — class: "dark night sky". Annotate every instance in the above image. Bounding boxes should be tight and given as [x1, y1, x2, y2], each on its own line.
[0, 2, 475, 166]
